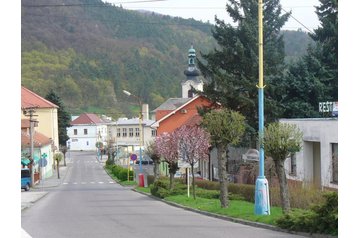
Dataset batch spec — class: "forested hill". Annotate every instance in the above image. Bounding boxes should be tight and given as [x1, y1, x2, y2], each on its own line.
[21, 0, 311, 118]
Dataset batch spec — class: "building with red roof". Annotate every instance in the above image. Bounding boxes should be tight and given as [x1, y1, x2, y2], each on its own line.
[67, 113, 108, 151]
[21, 86, 59, 181]
[21, 86, 59, 150]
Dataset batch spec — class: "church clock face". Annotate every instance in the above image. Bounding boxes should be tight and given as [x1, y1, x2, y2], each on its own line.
[188, 66, 195, 72]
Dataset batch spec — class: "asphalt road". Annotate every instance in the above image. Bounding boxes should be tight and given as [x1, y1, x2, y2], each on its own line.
[21, 151, 305, 238]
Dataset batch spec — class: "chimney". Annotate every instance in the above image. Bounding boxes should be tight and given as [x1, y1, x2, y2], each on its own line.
[142, 104, 149, 120]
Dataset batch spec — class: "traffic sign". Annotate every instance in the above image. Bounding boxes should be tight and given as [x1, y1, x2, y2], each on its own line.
[39, 158, 48, 167]
[130, 154, 137, 161]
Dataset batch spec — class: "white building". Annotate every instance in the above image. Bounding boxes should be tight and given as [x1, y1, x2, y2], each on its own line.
[67, 113, 108, 151]
[107, 116, 156, 157]
[280, 118, 338, 190]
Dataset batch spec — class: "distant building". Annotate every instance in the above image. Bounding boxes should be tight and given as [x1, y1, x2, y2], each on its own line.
[67, 113, 108, 151]
[107, 107, 156, 160]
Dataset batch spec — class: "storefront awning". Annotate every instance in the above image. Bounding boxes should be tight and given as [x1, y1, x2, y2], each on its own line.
[21, 158, 30, 166]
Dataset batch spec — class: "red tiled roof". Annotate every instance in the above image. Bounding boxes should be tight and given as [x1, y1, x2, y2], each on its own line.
[21, 130, 52, 148]
[71, 113, 104, 125]
[21, 86, 59, 109]
[21, 119, 30, 129]
[183, 114, 202, 127]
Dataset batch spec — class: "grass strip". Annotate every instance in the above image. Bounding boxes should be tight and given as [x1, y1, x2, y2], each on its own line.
[164, 195, 283, 225]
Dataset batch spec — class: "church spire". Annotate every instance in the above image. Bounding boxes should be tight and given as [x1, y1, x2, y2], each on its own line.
[184, 45, 200, 77]
[182, 45, 203, 98]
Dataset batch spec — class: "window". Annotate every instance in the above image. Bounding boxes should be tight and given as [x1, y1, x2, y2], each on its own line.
[84, 129, 88, 135]
[331, 143, 338, 184]
[188, 89, 194, 98]
[122, 128, 127, 137]
[86, 141, 89, 146]
[117, 128, 121, 137]
[289, 153, 297, 176]
[129, 128, 134, 137]
[151, 129, 157, 137]
[74, 129, 77, 135]
[135, 128, 140, 137]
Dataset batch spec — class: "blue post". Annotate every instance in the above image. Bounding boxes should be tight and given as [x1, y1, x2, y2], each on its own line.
[254, 88, 270, 215]
[139, 146, 143, 173]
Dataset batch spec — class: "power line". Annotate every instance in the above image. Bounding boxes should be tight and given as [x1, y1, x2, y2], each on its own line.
[281, 8, 314, 34]
[22, 12, 213, 27]
[22, 0, 167, 8]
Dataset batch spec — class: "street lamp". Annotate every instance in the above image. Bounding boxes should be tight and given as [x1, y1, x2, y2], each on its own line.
[123, 90, 145, 187]
[254, 0, 270, 215]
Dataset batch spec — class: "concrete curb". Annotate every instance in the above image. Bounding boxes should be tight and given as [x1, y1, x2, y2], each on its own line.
[21, 191, 48, 211]
[132, 189, 336, 238]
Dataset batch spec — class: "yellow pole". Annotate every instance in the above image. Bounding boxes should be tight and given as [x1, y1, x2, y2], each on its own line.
[128, 153, 130, 181]
[254, 0, 270, 215]
[258, 0, 264, 89]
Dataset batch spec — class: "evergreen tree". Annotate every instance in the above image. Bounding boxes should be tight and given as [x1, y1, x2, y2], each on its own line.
[198, 0, 289, 144]
[281, 0, 338, 118]
[45, 90, 72, 146]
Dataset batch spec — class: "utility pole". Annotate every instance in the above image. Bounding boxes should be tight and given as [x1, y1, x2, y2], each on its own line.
[23, 107, 38, 187]
[254, 0, 270, 215]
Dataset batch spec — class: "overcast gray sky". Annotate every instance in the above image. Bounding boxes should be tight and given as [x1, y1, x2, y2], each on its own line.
[105, 0, 320, 32]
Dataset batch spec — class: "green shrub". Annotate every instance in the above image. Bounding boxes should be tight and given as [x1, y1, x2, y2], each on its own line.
[105, 158, 115, 166]
[195, 180, 220, 190]
[150, 178, 186, 198]
[118, 169, 133, 181]
[276, 209, 316, 233]
[196, 189, 220, 199]
[229, 183, 255, 202]
[275, 191, 338, 236]
[147, 175, 155, 186]
[105, 164, 115, 171]
[310, 192, 338, 235]
[112, 166, 123, 178]
[105, 164, 134, 182]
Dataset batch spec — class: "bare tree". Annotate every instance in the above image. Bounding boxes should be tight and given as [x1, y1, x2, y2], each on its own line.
[53, 152, 64, 179]
[202, 109, 246, 208]
[145, 140, 161, 182]
[263, 122, 303, 213]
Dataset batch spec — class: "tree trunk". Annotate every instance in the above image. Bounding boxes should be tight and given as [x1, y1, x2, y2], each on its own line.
[274, 159, 290, 213]
[168, 162, 178, 191]
[169, 172, 174, 191]
[63, 153, 67, 167]
[218, 145, 229, 208]
[56, 160, 60, 179]
[153, 160, 160, 182]
[191, 164, 196, 199]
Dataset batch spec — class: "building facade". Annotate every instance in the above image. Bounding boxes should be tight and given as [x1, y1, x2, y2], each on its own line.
[21, 86, 59, 151]
[107, 117, 156, 159]
[67, 113, 108, 151]
[279, 118, 338, 190]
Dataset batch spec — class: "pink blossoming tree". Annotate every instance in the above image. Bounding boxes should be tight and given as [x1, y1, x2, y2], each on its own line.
[155, 132, 179, 190]
[176, 125, 210, 199]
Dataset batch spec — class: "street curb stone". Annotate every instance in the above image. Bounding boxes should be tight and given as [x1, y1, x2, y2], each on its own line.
[132, 189, 337, 238]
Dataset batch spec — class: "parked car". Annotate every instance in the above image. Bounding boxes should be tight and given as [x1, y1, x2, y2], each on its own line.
[135, 155, 153, 165]
[181, 172, 203, 180]
[21, 168, 31, 191]
[174, 171, 182, 178]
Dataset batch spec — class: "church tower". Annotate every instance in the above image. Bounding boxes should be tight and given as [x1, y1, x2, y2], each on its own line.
[182, 45, 203, 98]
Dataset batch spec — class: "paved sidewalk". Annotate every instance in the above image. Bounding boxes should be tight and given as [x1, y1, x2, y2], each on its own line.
[21, 163, 70, 211]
